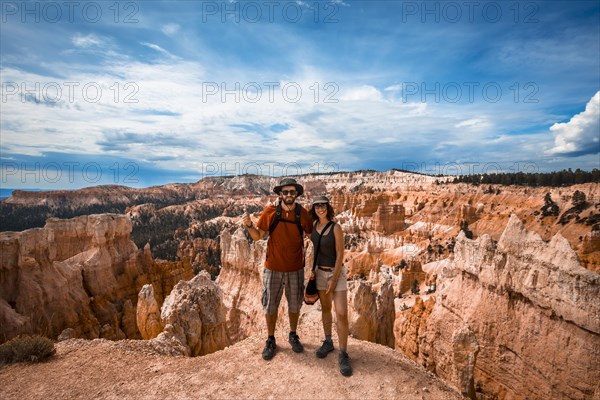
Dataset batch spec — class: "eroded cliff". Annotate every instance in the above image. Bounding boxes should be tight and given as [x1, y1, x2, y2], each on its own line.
[0, 214, 193, 342]
[395, 215, 600, 399]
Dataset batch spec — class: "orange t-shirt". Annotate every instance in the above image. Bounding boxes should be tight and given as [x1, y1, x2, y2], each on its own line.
[256, 204, 313, 272]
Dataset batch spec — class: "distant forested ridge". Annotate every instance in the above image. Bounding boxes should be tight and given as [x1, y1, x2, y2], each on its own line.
[0, 196, 194, 232]
[0, 203, 129, 232]
[450, 169, 600, 187]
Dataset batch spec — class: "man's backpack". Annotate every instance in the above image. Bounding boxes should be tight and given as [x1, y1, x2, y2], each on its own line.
[269, 203, 304, 243]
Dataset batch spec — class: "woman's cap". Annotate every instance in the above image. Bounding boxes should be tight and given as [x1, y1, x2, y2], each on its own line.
[312, 195, 330, 205]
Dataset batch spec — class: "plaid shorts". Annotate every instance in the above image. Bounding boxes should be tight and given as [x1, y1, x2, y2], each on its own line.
[261, 268, 304, 315]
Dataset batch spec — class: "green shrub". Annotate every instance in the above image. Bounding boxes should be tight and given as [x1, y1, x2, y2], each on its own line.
[0, 335, 56, 365]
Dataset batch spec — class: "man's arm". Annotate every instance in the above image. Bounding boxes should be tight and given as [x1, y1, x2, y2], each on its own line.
[246, 223, 267, 241]
[241, 207, 267, 240]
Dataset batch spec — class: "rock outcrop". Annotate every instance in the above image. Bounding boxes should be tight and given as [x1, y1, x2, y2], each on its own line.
[394, 295, 435, 361]
[143, 272, 230, 356]
[217, 226, 270, 343]
[136, 284, 163, 340]
[398, 260, 428, 294]
[394, 215, 600, 399]
[456, 203, 479, 225]
[373, 203, 405, 234]
[0, 214, 193, 342]
[347, 272, 396, 348]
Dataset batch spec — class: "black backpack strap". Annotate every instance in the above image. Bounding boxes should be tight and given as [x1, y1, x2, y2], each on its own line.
[268, 203, 283, 235]
[294, 203, 303, 239]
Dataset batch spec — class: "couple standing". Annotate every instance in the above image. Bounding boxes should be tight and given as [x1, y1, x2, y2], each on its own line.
[242, 177, 352, 377]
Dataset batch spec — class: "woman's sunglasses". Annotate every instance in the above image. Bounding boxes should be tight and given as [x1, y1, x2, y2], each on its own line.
[313, 203, 328, 208]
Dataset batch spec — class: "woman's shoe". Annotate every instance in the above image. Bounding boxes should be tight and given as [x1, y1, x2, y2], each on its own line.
[339, 350, 352, 376]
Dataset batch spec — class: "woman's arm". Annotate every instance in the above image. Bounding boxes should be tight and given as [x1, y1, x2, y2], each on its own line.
[327, 223, 345, 294]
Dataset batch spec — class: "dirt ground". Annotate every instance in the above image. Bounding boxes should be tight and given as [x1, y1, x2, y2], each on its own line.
[0, 335, 463, 400]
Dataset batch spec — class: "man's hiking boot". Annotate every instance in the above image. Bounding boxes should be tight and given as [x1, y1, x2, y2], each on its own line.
[288, 332, 304, 353]
[262, 337, 276, 360]
[315, 339, 334, 358]
[339, 350, 352, 376]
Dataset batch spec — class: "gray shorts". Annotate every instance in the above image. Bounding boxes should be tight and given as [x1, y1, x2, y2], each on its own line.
[316, 266, 348, 292]
[262, 268, 304, 315]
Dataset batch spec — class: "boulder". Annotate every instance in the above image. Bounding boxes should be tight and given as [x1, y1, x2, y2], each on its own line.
[153, 272, 229, 356]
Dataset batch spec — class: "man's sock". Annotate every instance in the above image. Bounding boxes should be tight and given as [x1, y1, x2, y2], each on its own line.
[268, 335, 275, 341]
[325, 335, 332, 342]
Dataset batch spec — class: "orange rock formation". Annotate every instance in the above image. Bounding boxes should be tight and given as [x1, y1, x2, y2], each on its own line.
[395, 215, 600, 399]
[0, 214, 192, 342]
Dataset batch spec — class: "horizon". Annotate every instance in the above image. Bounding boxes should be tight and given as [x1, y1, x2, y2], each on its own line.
[1, 166, 598, 194]
[1, 1, 599, 190]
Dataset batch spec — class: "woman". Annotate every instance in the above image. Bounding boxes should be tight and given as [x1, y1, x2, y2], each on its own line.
[310, 195, 352, 377]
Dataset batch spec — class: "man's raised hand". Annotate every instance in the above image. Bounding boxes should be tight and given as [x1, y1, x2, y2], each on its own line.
[241, 207, 252, 228]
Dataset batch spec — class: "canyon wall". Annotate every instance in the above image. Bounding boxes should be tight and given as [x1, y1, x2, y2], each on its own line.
[0, 214, 193, 342]
[347, 275, 395, 348]
[394, 215, 600, 399]
[217, 226, 270, 342]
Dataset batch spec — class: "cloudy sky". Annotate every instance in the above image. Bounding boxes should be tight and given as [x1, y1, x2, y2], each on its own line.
[1, 0, 599, 189]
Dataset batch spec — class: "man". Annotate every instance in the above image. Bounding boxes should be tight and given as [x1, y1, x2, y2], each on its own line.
[241, 177, 313, 360]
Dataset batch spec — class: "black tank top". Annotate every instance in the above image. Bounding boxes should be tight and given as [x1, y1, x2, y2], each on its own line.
[310, 222, 337, 267]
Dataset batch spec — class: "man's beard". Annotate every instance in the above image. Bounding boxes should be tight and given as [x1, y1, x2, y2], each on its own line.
[283, 196, 295, 205]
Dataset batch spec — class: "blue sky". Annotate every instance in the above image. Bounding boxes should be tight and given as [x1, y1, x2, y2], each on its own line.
[1, 0, 599, 189]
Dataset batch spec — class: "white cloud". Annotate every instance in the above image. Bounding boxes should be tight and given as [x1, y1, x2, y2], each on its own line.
[340, 85, 383, 102]
[546, 91, 600, 156]
[376, 137, 398, 144]
[455, 118, 492, 131]
[72, 34, 105, 48]
[0, 60, 456, 173]
[141, 42, 177, 58]
[329, 0, 350, 6]
[161, 24, 180, 36]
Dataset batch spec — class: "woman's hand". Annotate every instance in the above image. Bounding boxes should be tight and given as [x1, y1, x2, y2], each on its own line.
[326, 274, 339, 295]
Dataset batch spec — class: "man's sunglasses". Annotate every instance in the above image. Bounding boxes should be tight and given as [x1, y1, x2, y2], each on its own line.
[281, 190, 297, 196]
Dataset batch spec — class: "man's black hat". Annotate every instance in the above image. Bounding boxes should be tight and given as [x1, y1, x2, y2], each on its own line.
[273, 177, 304, 196]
